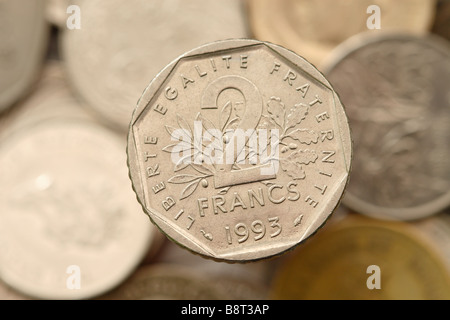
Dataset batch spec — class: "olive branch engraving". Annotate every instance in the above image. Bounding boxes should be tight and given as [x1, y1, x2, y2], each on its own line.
[162, 96, 319, 200]
[265, 96, 319, 180]
[162, 114, 215, 200]
[162, 107, 250, 200]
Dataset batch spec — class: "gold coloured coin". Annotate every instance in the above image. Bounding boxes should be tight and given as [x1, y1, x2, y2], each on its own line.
[246, 0, 436, 67]
[270, 215, 450, 300]
[127, 39, 352, 262]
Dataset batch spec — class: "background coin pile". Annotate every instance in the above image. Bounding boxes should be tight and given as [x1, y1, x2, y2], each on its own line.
[0, 0, 448, 300]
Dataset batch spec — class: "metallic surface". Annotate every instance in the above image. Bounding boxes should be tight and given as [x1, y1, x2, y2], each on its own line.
[99, 264, 227, 300]
[322, 32, 450, 220]
[246, 0, 436, 67]
[61, 0, 249, 131]
[0, 0, 48, 112]
[270, 214, 450, 300]
[0, 61, 92, 141]
[127, 39, 352, 262]
[155, 239, 275, 292]
[0, 118, 153, 300]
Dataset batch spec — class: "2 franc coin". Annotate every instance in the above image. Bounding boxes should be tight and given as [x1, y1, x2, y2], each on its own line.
[127, 39, 352, 262]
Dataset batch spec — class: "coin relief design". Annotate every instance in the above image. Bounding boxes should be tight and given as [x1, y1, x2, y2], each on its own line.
[128, 39, 352, 262]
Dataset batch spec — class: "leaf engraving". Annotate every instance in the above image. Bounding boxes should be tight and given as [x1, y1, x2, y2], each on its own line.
[226, 117, 240, 130]
[176, 114, 192, 136]
[294, 214, 303, 227]
[286, 103, 309, 129]
[190, 163, 214, 175]
[179, 178, 202, 200]
[173, 162, 190, 172]
[196, 112, 218, 132]
[168, 174, 201, 184]
[220, 101, 232, 131]
[288, 129, 319, 145]
[280, 158, 306, 180]
[267, 97, 285, 128]
[289, 150, 318, 165]
[165, 125, 191, 142]
[218, 187, 231, 195]
[162, 142, 192, 153]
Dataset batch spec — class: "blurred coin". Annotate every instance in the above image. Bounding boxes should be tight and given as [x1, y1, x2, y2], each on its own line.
[61, 0, 249, 132]
[0, 61, 92, 140]
[432, 0, 450, 40]
[0, 0, 49, 112]
[322, 33, 450, 220]
[270, 214, 450, 300]
[0, 280, 29, 300]
[0, 118, 154, 300]
[141, 230, 167, 264]
[127, 39, 352, 262]
[99, 264, 227, 300]
[45, 0, 69, 28]
[414, 213, 450, 267]
[246, 0, 436, 67]
[211, 277, 269, 300]
[155, 240, 274, 288]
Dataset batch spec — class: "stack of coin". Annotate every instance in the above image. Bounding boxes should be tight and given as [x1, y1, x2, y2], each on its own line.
[0, 0, 448, 301]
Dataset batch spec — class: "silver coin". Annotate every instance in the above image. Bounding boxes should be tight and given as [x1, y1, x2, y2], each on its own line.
[0, 119, 154, 300]
[322, 32, 450, 220]
[99, 264, 227, 300]
[61, 0, 249, 132]
[0, 61, 94, 141]
[0, 0, 48, 112]
[127, 39, 352, 262]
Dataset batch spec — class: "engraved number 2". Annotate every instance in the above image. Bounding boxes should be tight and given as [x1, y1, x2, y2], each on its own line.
[202, 75, 277, 188]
